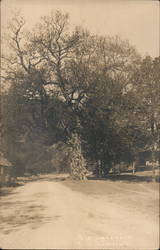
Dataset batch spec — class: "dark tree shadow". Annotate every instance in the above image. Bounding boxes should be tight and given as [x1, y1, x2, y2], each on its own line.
[34, 174, 69, 182]
[0, 186, 21, 197]
[0, 197, 59, 235]
[88, 174, 159, 183]
[17, 173, 69, 184]
[0, 174, 66, 235]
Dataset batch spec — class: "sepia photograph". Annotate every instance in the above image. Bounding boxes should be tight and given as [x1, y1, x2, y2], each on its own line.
[0, 0, 159, 249]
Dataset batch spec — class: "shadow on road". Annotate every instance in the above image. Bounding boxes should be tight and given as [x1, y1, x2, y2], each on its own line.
[0, 174, 67, 235]
[17, 173, 69, 184]
[88, 174, 158, 183]
[0, 187, 17, 197]
[0, 197, 52, 235]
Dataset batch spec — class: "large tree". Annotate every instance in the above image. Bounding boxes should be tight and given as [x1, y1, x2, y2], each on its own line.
[2, 10, 150, 178]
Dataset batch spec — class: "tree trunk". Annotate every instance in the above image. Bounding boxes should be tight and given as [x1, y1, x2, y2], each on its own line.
[68, 133, 88, 180]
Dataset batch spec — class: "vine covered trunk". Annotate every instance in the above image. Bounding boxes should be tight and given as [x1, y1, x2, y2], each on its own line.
[68, 133, 88, 180]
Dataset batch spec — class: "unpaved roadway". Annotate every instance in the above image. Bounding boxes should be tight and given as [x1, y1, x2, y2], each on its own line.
[0, 174, 159, 249]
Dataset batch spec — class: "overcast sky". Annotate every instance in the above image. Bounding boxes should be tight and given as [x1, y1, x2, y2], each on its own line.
[1, 0, 159, 57]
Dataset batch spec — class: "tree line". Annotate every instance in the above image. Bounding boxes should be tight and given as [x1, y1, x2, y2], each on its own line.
[1, 11, 159, 179]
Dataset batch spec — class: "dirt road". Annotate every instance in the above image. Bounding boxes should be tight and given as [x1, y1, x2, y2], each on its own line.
[0, 175, 159, 249]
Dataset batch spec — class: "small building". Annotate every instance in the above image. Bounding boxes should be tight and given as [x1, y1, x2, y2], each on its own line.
[0, 152, 14, 186]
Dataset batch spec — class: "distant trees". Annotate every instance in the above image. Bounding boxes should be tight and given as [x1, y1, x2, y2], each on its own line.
[80, 73, 149, 175]
[131, 56, 160, 177]
[1, 10, 159, 178]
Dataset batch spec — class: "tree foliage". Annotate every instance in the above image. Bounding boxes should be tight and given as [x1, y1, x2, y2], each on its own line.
[1, 11, 159, 178]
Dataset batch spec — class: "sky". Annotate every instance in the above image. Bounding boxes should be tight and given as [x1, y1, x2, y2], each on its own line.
[1, 0, 159, 57]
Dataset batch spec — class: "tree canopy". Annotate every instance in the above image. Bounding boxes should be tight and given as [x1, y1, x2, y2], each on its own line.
[1, 11, 159, 177]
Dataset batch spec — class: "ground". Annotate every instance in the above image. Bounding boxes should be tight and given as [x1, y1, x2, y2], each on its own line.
[0, 173, 159, 249]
